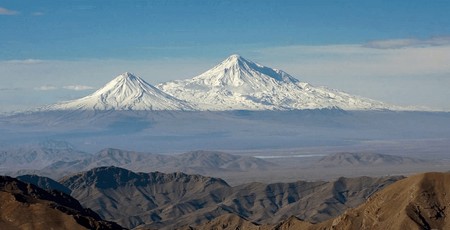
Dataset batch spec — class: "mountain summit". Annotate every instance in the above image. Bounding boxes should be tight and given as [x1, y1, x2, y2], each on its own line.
[196, 54, 299, 86]
[158, 54, 398, 110]
[45, 72, 193, 111]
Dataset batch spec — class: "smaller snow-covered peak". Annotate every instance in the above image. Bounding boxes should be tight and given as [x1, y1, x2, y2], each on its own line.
[43, 72, 193, 111]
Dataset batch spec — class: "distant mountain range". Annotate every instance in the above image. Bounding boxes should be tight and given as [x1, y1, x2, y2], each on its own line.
[316, 152, 424, 167]
[41, 54, 412, 111]
[2, 143, 428, 183]
[0, 140, 89, 170]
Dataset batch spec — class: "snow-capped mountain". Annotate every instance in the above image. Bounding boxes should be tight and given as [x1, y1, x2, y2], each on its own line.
[44, 72, 193, 111]
[158, 54, 400, 111]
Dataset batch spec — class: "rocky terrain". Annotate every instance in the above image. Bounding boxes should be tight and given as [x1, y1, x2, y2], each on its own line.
[0, 175, 124, 230]
[49, 166, 401, 229]
[195, 172, 450, 230]
[4, 167, 450, 229]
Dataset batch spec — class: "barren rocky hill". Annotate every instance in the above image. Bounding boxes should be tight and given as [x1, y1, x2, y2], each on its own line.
[0, 175, 124, 230]
[199, 172, 450, 230]
[315, 172, 450, 230]
[59, 166, 230, 229]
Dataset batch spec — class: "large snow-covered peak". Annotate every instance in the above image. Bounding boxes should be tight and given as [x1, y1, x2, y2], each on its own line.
[44, 72, 193, 111]
[192, 54, 299, 87]
[158, 55, 402, 111]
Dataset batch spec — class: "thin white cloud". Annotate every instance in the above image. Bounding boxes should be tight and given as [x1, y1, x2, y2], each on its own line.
[0, 7, 18, 15]
[364, 36, 450, 49]
[254, 42, 450, 110]
[256, 43, 450, 78]
[5, 59, 44, 64]
[0, 87, 20, 91]
[34, 85, 57, 91]
[63, 85, 94, 91]
[32, 12, 44, 16]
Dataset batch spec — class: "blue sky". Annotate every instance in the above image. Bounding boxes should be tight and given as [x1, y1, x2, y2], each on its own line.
[1, 0, 450, 112]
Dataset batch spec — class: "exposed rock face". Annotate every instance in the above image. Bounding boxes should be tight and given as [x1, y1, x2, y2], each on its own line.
[0, 175, 124, 230]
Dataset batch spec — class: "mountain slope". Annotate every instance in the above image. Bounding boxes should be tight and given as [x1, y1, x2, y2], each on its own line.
[17, 174, 72, 195]
[44, 72, 193, 111]
[158, 54, 400, 111]
[60, 166, 230, 229]
[270, 172, 450, 230]
[58, 166, 401, 229]
[0, 175, 124, 230]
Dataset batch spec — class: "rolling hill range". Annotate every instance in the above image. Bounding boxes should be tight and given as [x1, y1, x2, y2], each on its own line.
[316, 152, 424, 167]
[0, 140, 89, 172]
[37, 148, 275, 179]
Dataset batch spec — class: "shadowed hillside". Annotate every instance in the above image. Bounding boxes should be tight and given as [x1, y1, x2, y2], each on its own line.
[0, 176, 124, 230]
[231, 172, 450, 230]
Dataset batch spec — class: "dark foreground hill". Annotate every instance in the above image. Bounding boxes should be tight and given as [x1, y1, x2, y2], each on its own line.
[0, 175, 124, 230]
[56, 166, 401, 229]
[59, 166, 230, 229]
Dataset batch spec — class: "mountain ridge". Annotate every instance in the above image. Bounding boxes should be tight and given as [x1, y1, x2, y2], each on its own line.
[38, 55, 416, 112]
[54, 166, 401, 229]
